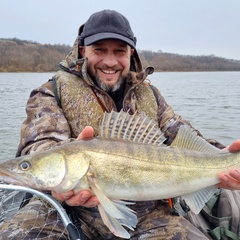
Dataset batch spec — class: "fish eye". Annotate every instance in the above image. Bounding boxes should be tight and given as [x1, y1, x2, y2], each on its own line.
[19, 161, 31, 171]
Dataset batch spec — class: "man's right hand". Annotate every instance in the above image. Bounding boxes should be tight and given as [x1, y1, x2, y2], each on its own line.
[51, 126, 100, 208]
[52, 189, 99, 207]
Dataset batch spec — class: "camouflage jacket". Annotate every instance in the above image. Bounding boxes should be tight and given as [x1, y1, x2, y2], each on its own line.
[16, 38, 225, 157]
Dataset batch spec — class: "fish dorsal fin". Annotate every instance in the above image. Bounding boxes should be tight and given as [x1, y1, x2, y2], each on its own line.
[171, 125, 222, 154]
[99, 110, 165, 146]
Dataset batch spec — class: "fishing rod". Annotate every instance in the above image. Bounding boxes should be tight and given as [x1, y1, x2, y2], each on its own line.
[0, 184, 81, 240]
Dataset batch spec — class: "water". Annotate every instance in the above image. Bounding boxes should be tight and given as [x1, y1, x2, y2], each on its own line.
[0, 71, 239, 162]
[150, 72, 240, 145]
[0, 72, 54, 161]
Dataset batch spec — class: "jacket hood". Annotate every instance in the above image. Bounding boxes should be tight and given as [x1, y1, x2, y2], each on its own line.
[62, 24, 143, 73]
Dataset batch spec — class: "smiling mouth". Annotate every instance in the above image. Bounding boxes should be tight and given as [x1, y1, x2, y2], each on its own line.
[101, 69, 118, 74]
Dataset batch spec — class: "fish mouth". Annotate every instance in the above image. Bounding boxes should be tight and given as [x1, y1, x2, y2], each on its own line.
[0, 172, 26, 186]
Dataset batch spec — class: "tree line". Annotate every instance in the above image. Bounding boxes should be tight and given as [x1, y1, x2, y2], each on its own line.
[1, 38, 240, 72]
[0, 38, 71, 72]
[139, 50, 240, 71]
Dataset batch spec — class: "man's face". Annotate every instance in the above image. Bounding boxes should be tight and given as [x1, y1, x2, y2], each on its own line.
[79, 39, 134, 92]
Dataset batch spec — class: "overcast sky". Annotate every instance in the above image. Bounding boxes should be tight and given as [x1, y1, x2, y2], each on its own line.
[1, 0, 240, 60]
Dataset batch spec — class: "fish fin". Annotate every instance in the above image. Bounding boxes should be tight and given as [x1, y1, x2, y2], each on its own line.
[89, 175, 137, 238]
[171, 125, 222, 154]
[181, 186, 217, 214]
[98, 204, 131, 239]
[100, 110, 165, 146]
[111, 200, 136, 230]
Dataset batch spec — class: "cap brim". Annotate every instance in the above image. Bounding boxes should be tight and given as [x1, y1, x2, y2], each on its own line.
[84, 32, 136, 48]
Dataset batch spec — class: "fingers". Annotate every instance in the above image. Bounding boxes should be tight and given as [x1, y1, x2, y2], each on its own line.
[77, 126, 94, 140]
[218, 141, 240, 190]
[51, 190, 74, 201]
[227, 140, 240, 153]
[218, 170, 240, 190]
[52, 189, 100, 208]
[66, 191, 99, 207]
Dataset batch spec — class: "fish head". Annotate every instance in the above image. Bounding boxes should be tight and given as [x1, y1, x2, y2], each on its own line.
[0, 151, 67, 191]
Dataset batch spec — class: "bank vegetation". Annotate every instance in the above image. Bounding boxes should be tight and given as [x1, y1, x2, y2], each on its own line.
[1, 38, 240, 72]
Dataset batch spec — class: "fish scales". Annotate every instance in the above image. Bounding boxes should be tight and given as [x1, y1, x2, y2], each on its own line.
[76, 138, 234, 200]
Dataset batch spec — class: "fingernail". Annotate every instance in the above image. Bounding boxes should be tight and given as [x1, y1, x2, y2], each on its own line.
[63, 193, 72, 199]
[81, 193, 89, 201]
[232, 170, 240, 178]
[222, 174, 228, 182]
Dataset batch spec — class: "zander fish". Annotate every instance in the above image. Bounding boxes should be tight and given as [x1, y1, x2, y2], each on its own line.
[0, 110, 239, 239]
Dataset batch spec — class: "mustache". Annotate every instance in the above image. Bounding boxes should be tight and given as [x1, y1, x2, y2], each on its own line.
[96, 64, 123, 71]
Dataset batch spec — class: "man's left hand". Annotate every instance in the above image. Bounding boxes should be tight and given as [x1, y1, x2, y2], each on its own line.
[218, 140, 240, 190]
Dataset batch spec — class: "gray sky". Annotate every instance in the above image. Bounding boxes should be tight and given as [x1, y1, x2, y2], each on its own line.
[1, 0, 240, 60]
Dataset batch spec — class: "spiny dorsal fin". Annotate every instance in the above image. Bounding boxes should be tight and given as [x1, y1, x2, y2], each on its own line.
[171, 125, 222, 154]
[99, 110, 166, 146]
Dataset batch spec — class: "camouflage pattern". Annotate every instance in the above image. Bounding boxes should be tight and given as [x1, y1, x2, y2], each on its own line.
[4, 26, 225, 239]
[75, 200, 210, 240]
[52, 65, 159, 138]
[0, 198, 69, 240]
[0, 199, 209, 240]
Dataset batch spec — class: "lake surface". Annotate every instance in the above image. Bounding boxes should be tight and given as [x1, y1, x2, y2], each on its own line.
[0, 71, 239, 162]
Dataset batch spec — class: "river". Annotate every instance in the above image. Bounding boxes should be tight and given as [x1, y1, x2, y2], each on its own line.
[0, 71, 239, 162]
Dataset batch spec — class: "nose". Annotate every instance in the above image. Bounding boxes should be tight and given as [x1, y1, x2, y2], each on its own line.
[102, 52, 118, 67]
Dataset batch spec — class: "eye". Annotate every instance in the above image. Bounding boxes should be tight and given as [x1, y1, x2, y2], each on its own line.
[19, 161, 31, 171]
[116, 49, 126, 53]
[94, 48, 105, 53]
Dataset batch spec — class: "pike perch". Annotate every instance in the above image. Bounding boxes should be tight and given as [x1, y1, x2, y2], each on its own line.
[0, 110, 239, 238]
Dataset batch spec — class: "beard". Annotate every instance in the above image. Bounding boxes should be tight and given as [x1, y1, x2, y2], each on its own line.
[89, 63, 129, 92]
[95, 75, 125, 92]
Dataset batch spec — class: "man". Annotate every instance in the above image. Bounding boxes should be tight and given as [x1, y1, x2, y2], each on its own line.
[1, 9, 240, 240]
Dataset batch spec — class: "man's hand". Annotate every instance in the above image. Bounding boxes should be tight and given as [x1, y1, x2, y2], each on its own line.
[52, 126, 100, 207]
[218, 140, 240, 190]
[52, 189, 99, 207]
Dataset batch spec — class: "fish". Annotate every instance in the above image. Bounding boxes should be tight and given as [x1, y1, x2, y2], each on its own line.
[0, 110, 239, 239]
